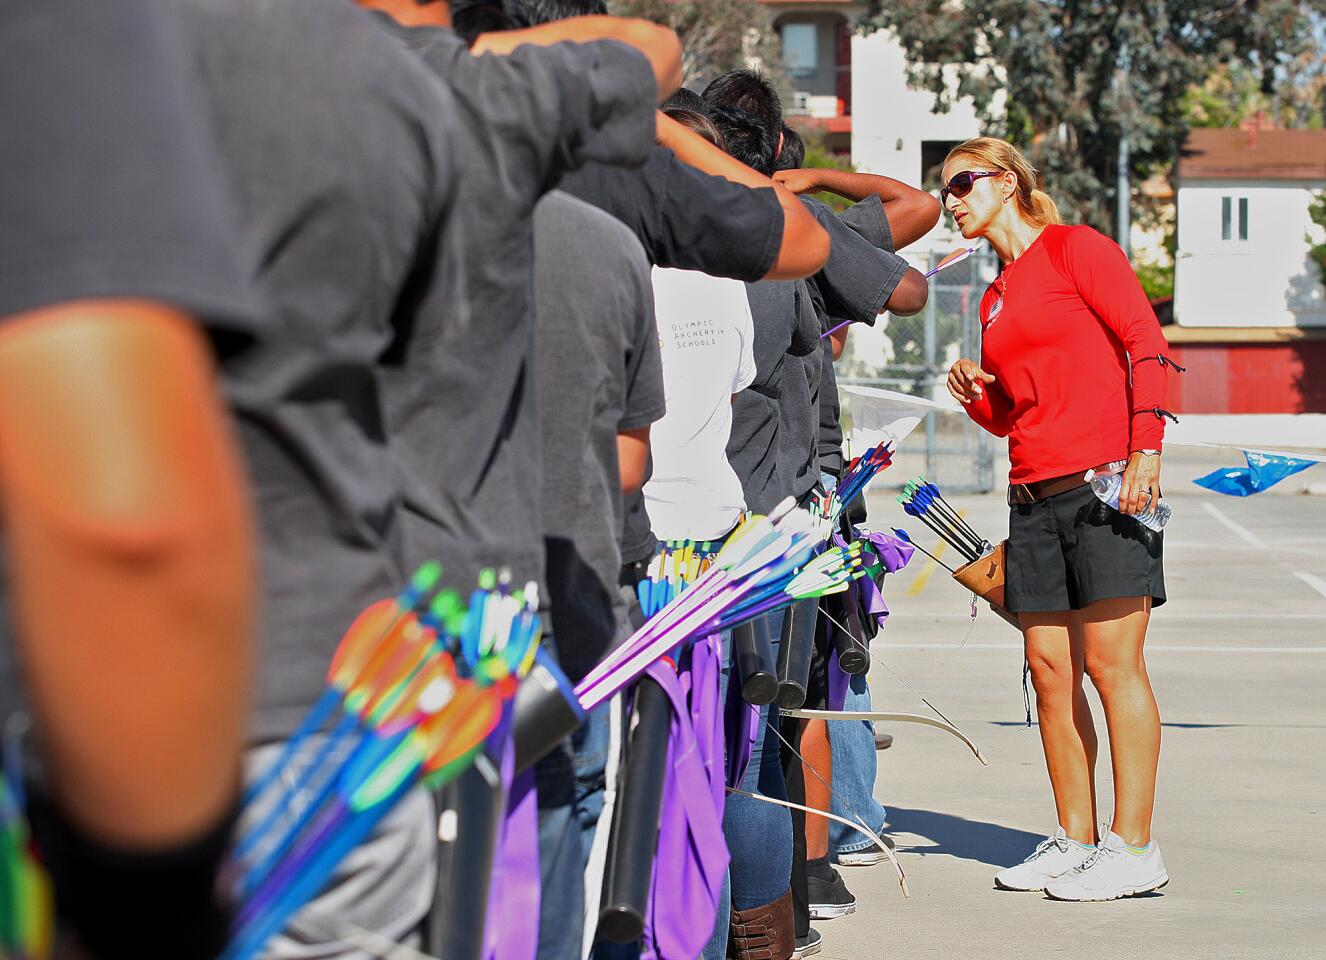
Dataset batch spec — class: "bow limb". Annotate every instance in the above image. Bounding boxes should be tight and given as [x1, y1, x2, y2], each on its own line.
[725, 787, 909, 899]
[782, 708, 989, 767]
[815, 607, 987, 766]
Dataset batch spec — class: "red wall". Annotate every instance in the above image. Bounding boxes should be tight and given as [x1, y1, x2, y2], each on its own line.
[1166, 341, 1326, 414]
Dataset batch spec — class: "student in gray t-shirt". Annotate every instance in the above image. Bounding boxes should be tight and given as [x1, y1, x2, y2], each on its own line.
[0, 1, 258, 952]
[175, 0, 460, 952]
[530, 189, 665, 960]
[359, 1, 674, 603]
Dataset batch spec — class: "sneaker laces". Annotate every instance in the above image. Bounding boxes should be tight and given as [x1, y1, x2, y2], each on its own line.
[1065, 840, 1121, 876]
[1023, 833, 1069, 864]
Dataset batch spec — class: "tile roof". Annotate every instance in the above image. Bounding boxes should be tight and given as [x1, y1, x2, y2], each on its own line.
[1179, 128, 1326, 181]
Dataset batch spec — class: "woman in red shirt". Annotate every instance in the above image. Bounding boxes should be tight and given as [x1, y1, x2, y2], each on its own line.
[943, 138, 1180, 902]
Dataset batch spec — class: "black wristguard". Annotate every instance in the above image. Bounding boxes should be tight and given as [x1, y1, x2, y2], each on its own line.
[26, 787, 238, 959]
[1131, 353, 1186, 374]
[1132, 406, 1180, 424]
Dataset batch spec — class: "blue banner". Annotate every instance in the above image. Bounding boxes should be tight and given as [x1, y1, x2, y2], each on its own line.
[1193, 451, 1318, 497]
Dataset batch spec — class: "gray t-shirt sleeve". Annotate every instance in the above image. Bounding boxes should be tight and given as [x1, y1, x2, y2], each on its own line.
[620, 251, 666, 432]
[560, 148, 785, 282]
[804, 197, 910, 327]
[837, 194, 896, 253]
[788, 279, 822, 358]
[457, 36, 656, 181]
[0, 0, 255, 330]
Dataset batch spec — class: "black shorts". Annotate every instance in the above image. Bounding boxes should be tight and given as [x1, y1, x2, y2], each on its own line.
[1005, 482, 1165, 614]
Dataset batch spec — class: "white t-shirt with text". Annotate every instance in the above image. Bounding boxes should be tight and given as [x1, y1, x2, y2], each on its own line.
[644, 268, 757, 541]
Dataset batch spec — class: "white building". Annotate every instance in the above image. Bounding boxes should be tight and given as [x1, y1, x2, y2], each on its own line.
[760, 0, 988, 257]
[1174, 129, 1326, 328]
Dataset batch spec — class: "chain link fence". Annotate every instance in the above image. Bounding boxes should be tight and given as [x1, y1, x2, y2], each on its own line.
[838, 248, 1001, 493]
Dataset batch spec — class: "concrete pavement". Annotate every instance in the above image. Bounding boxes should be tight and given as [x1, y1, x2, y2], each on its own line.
[816, 461, 1326, 960]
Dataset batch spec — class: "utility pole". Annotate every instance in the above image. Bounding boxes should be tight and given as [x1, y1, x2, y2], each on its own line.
[1116, 40, 1132, 257]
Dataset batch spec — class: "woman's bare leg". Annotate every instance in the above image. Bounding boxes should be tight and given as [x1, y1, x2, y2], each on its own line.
[1022, 612, 1098, 844]
[802, 718, 832, 859]
[1080, 596, 1159, 847]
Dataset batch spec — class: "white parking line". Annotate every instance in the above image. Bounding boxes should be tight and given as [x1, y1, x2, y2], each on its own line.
[1292, 571, 1326, 600]
[1200, 502, 1269, 550]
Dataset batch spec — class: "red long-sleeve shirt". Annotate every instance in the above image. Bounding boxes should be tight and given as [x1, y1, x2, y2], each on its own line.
[965, 224, 1174, 484]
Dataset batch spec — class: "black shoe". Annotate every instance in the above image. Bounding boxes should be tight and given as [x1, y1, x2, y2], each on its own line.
[807, 867, 856, 920]
[793, 928, 823, 959]
[874, 730, 893, 750]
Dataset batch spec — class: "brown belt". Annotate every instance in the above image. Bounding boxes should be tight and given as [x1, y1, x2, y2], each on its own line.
[1007, 461, 1123, 506]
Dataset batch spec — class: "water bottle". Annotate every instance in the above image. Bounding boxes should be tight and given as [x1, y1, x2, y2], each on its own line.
[1086, 467, 1172, 532]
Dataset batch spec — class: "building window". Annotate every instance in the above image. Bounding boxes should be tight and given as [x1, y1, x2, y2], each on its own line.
[921, 140, 963, 192]
[1221, 196, 1249, 241]
[782, 23, 817, 77]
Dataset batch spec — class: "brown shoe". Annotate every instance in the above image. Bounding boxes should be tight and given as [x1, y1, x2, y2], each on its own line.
[728, 888, 795, 960]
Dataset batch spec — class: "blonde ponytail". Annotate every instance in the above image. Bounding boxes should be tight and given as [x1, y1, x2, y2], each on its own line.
[945, 137, 1063, 227]
[1028, 189, 1061, 227]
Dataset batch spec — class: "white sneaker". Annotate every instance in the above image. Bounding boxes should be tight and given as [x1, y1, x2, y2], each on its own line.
[834, 834, 896, 866]
[1044, 831, 1169, 901]
[994, 827, 1096, 892]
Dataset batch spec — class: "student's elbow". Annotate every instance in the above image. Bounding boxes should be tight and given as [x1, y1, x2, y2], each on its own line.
[620, 19, 682, 98]
[767, 203, 830, 280]
[913, 192, 942, 234]
[617, 426, 651, 494]
[884, 268, 928, 317]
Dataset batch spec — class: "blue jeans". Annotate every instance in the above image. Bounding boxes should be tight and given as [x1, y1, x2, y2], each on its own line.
[829, 672, 888, 855]
[721, 611, 793, 910]
[536, 702, 612, 960]
[699, 869, 731, 960]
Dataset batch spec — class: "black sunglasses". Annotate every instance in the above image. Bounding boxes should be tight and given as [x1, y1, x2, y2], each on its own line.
[941, 169, 1001, 204]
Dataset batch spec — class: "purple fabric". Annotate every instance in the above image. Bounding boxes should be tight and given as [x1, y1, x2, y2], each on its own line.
[724, 681, 758, 789]
[863, 529, 915, 573]
[485, 741, 539, 960]
[855, 574, 890, 630]
[829, 529, 914, 630]
[827, 653, 850, 712]
[642, 636, 729, 960]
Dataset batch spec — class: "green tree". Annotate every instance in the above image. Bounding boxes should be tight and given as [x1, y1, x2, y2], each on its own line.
[1308, 191, 1326, 294]
[1183, 56, 1326, 130]
[609, 0, 780, 88]
[795, 132, 857, 213]
[861, 0, 1326, 236]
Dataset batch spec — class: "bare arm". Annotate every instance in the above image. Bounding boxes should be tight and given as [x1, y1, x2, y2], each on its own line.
[885, 268, 930, 317]
[829, 327, 849, 361]
[617, 426, 651, 494]
[473, 16, 682, 99]
[656, 113, 830, 280]
[774, 168, 942, 251]
[0, 302, 255, 847]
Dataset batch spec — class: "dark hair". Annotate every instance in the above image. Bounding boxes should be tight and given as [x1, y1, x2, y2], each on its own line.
[661, 87, 707, 115]
[776, 124, 805, 171]
[665, 108, 726, 150]
[702, 70, 782, 139]
[708, 104, 779, 176]
[452, 0, 517, 43]
[506, 0, 607, 26]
